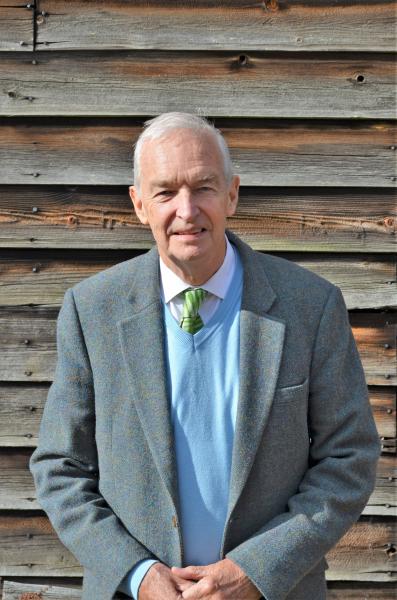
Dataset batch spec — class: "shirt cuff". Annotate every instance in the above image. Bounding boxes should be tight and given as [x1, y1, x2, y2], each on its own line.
[118, 559, 159, 599]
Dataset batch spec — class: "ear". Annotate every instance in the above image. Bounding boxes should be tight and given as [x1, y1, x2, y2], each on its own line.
[129, 185, 149, 225]
[226, 175, 240, 217]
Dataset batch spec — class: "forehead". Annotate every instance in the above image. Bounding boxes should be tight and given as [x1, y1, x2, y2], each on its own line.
[139, 128, 225, 185]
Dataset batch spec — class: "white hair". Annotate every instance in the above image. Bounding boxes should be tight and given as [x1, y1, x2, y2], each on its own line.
[133, 112, 234, 193]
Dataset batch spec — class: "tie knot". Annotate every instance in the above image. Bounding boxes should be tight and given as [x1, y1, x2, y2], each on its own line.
[180, 288, 207, 334]
[183, 288, 206, 314]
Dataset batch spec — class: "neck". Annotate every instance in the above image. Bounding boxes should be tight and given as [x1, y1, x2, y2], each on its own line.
[160, 244, 227, 286]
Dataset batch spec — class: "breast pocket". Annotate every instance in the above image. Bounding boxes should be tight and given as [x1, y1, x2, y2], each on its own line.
[274, 376, 309, 404]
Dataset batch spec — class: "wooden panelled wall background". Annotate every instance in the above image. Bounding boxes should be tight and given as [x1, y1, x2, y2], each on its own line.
[0, 1, 396, 598]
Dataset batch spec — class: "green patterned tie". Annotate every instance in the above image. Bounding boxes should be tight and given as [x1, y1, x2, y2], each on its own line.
[180, 288, 207, 334]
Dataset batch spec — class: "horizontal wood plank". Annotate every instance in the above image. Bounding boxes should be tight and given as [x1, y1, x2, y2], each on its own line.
[0, 449, 394, 514]
[1, 51, 395, 118]
[0, 385, 44, 447]
[0, 515, 394, 580]
[35, 0, 396, 52]
[0, 250, 395, 309]
[326, 518, 396, 582]
[363, 455, 397, 517]
[2, 579, 396, 600]
[0, 515, 81, 577]
[0, 385, 394, 449]
[2, 580, 82, 599]
[327, 584, 397, 599]
[0, 308, 395, 385]
[0, 186, 396, 252]
[1, 121, 395, 188]
[0, 1, 34, 52]
[349, 313, 397, 388]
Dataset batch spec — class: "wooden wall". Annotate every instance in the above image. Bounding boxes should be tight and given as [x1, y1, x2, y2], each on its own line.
[0, 1, 396, 598]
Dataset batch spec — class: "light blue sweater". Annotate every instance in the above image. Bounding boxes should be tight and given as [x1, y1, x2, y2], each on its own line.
[119, 250, 243, 598]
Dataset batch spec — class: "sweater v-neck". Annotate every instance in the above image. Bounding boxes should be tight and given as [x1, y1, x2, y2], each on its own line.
[162, 252, 243, 350]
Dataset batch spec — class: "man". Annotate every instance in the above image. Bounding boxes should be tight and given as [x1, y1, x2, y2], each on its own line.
[30, 112, 380, 600]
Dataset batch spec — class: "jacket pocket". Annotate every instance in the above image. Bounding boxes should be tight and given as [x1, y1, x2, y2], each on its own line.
[274, 376, 309, 404]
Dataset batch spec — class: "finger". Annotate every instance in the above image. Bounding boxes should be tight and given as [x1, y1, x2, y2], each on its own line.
[174, 578, 196, 593]
[171, 566, 205, 581]
[181, 578, 209, 599]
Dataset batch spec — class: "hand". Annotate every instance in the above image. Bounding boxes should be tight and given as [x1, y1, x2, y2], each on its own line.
[138, 562, 196, 600]
[171, 558, 262, 599]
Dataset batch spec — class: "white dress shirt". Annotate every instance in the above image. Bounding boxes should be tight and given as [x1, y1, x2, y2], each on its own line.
[159, 236, 236, 324]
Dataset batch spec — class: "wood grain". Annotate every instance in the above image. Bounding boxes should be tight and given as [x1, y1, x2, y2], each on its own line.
[327, 582, 397, 599]
[0, 307, 395, 385]
[0, 515, 394, 580]
[0, 1, 34, 52]
[35, 0, 396, 52]
[0, 385, 44, 447]
[0, 186, 396, 252]
[2, 580, 82, 599]
[0, 515, 81, 577]
[1, 120, 395, 187]
[326, 518, 396, 582]
[1, 51, 395, 118]
[0, 250, 395, 309]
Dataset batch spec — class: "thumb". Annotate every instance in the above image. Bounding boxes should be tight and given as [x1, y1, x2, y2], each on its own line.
[171, 565, 205, 581]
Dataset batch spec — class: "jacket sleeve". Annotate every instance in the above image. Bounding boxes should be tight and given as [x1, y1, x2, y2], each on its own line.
[29, 288, 157, 599]
[226, 285, 381, 600]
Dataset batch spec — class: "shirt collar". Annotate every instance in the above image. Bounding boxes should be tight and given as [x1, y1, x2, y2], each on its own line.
[159, 235, 236, 304]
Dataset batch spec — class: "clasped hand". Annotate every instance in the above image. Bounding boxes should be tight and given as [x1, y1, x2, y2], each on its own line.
[138, 558, 261, 599]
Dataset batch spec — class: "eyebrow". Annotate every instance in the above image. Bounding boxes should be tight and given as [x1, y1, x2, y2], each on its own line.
[151, 174, 220, 189]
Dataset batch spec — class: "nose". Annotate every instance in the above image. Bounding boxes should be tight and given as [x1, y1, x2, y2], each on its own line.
[175, 189, 200, 221]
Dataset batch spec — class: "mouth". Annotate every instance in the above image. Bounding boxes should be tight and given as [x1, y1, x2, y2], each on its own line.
[173, 228, 206, 236]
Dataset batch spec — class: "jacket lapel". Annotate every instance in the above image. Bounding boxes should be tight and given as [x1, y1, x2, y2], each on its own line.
[117, 247, 180, 513]
[225, 232, 286, 521]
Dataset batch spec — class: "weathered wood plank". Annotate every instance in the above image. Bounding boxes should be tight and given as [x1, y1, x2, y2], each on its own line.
[0, 251, 395, 309]
[1, 51, 395, 118]
[1, 579, 124, 599]
[0, 515, 81, 577]
[1, 186, 396, 252]
[349, 312, 397, 388]
[1, 121, 395, 187]
[0, 449, 393, 513]
[2, 580, 82, 599]
[35, 0, 396, 52]
[0, 308, 395, 385]
[0, 385, 393, 449]
[363, 455, 397, 517]
[0, 385, 44, 447]
[327, 583, 397, 599]
[326, 518, 396, 582]
[2, 579, 396, 600]
[0, 515, 394, 580]
[0, 1, 34, 52]
[369, 387, 397, 443]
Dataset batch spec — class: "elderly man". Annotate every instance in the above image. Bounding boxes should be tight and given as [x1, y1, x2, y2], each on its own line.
[30, 112, 380, 600]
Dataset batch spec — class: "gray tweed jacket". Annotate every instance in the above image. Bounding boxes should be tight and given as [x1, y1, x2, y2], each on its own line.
[30, 230, 380, 600]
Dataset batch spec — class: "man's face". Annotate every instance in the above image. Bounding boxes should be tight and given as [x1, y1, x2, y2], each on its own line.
[129, 128, 239, 279]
